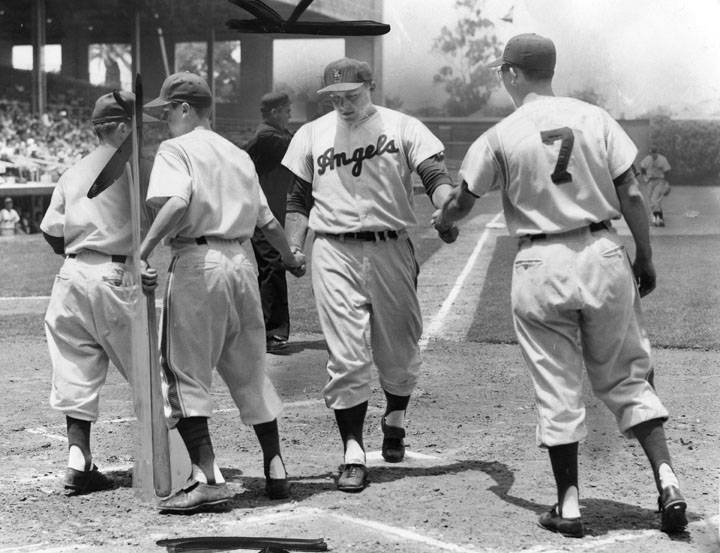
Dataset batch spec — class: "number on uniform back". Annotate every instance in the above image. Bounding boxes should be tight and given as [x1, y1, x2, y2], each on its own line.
[540, 127, 574, 184]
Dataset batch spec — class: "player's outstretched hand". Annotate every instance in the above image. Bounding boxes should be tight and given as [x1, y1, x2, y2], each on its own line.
[283, 249, 306, 278]
[140, 260, 158, 294]
[632, 257, 656, 297]
[431, 208, 459, 243]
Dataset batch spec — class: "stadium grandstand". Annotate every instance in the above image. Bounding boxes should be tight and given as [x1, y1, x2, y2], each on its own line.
[0, 0, 384, 229]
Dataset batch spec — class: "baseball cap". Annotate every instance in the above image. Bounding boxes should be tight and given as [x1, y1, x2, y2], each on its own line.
[317, 58, 373, 94]
[144, 72, 212, 109]
[260, 91, 290, 112]
[487, 33, 556, 72]
[91, 90, 135, 124]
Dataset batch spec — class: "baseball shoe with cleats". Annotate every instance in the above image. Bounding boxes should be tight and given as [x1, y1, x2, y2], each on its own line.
[64, 464, 113, 495]
[266, 337, 288, 354]
[381, 418, 406, 463]
[158, 479, 233, 513]
[658, 485, 687, 533]
[337, 464, 368, 493]
[264, 457, 291, 500]
[538, 505, 584, 538]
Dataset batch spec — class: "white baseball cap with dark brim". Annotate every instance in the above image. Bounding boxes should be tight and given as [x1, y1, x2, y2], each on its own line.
[317, 58, 373, 94]
[487, 33, 556, 72]
[144, 71, 212, 109]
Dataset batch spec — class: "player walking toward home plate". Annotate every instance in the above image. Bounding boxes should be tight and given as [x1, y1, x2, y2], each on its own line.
[433, 34, 687, 537]
[139, 72, 305, 513]
[41, 91, 137, 495]
[282, 57, 458, 492]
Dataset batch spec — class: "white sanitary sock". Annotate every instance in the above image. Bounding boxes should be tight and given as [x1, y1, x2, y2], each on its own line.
[658, 463, 679, 489]
[268, 455, 286, 479]
[384, 410, 405, 428]
[67, 445, 89, 471]
[344, 439, 366, 465]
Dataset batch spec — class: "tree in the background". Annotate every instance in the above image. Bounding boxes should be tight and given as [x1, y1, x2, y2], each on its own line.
[175, 41, 241, 103]
[89, 44, 131, 88]
[432, 0, 502, 116]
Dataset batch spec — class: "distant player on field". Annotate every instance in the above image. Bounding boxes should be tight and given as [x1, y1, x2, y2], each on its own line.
[639, 146, 671, 227]
[434, 33, 687, 537]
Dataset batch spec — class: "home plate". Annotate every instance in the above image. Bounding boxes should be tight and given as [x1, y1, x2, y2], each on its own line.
[365, 449, 442, 466]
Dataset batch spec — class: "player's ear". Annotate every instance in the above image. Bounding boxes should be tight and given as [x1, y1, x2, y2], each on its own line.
[509, 66, 518, 85]
[368, 81, 376, 92]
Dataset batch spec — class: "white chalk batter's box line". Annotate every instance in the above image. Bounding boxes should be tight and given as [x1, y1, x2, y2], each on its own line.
[13, 507, 711, 553]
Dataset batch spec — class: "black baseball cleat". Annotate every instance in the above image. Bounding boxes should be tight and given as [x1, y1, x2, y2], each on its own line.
[64, 465, 114, 495]
[337, 464, 368, 493]
[158, 480, 234, 513]
[658, 485, 688, 533]
[538, 505, 584, 538]
[381, 418, 406, 463]
[266, 337, 288, 354]
[264, 457, 291, 500]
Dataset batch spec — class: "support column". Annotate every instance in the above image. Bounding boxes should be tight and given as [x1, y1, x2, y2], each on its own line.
[345, 36, 383, 106]
[236, 35, 273, 120]
[31, 0, 47, 114]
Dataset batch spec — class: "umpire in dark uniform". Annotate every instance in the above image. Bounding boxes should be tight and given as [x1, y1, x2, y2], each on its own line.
[245, 92, 294, 353]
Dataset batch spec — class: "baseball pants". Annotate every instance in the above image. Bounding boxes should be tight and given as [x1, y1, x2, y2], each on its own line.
[311, 232, 422, 410]
[161, 238, 283, 428]
[647, 178, 669, 213]
[510, 226, 668, 447]
[44, 253, 136, 421]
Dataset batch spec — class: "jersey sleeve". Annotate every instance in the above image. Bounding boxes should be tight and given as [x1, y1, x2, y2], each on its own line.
[281, 124, 314, 183]
[256, 180, 275, 227]
[402, 116, 444, 171]
[603, 112, 638, 179]
[40, 177, 66, 237]
[458, 133, 503, 197]
[146, 142, 193, 208]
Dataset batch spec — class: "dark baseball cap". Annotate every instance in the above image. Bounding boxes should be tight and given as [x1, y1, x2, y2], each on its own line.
[91, 90, 135, 124]
[317, 58, 373, 94]
[260, 91, 290, 112]
[487, 33, 556, 72]
[144, 72, 212, 109]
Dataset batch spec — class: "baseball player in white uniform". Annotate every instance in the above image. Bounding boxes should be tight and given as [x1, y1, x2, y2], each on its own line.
[139, 72, 305, 513]
[434, 34, 687, 536]
[639, 147, 671, 227]
[0, 197, 21, 236]
[282, 58, 458, 492]
[41, 90, 136, 495]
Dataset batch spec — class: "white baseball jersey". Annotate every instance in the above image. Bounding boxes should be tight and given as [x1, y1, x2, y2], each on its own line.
[460, 96, 637, 236]
[282, 106, 443, 233]
[0, 207, 20, 235]
[147, 127, 274, 240]
[41, 143, 132, 255]
[639, 154, 671, 179]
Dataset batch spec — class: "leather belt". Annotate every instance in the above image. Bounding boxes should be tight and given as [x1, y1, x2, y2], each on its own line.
[322, 230, 400, 242]
[525, 221, 609, 242]
[67, 253, 127, 263]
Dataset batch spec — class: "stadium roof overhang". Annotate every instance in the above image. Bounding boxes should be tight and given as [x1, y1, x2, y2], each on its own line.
[0, 0, 383, 44]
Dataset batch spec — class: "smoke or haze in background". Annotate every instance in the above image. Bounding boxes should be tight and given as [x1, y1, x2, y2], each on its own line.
[383, 0, 720, 118]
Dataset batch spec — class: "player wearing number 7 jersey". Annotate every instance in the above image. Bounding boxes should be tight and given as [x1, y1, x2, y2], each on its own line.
[433, 33, 687, 537]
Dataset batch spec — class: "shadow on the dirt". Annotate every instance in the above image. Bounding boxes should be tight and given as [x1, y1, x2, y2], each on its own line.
[272, 339, 327, 356]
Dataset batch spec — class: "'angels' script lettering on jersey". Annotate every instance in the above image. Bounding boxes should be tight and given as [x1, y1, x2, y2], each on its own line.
[316, 134, 399, 177]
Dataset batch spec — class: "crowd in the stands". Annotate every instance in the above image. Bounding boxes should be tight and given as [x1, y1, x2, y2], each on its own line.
[0, 99, 97, 184]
